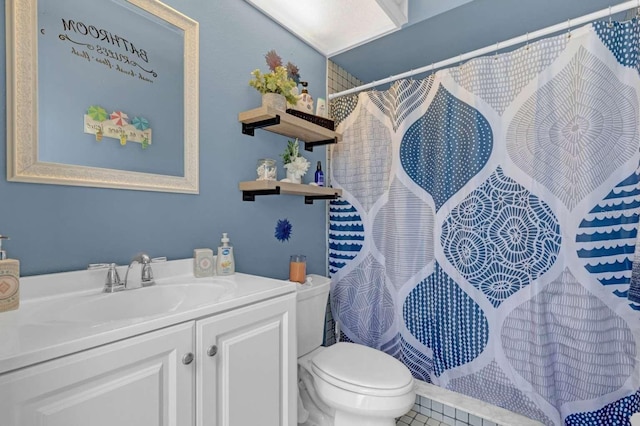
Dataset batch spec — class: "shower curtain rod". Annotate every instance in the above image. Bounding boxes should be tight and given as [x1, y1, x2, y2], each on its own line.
[328, 0, 640, 100]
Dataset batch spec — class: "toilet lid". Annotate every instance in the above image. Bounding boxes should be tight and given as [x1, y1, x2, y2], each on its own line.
[310, 343, 414, 397]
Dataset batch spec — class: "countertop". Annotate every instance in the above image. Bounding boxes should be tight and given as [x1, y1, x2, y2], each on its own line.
[0, 259, 296, 374]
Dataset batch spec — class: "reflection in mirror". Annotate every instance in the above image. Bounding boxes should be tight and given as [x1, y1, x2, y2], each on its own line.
[7, 0, 199, 193]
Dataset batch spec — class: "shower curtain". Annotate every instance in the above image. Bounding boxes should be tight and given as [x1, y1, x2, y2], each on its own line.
[329, 20, 640, 425]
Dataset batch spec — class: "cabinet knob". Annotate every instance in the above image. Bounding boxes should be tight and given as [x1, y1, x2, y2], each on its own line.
[182, 352, 194, 365]
[207, 345, 218, 357]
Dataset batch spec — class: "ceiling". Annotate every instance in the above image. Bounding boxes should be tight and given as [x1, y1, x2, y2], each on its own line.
[244, 0, 410, 56]
[330, 0, 630, 86]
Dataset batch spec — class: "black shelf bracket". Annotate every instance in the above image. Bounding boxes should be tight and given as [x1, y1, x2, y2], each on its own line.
[304, 193, 340, 204]
[242, 115, 281, 136]
[242, 186, 281, 201]
[304, 137, 338, 152]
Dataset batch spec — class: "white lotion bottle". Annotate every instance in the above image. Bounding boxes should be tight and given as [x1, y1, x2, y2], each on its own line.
[216, 233, 235, 275]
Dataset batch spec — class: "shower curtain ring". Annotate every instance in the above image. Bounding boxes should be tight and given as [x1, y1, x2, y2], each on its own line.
[608, 6, 613, 28]
[525, 32, 530, 50]
[494, 42, 499, 60]
[567, 18, 572, 38]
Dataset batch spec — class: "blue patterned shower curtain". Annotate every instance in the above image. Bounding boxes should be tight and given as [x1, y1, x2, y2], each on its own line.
[329, 20, 640, 425]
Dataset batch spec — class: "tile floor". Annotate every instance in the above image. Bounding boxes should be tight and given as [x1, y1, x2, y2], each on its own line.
[397, 410, 441, 426]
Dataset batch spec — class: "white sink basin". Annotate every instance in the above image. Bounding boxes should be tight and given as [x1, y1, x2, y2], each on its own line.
[42, 281, 235, 325]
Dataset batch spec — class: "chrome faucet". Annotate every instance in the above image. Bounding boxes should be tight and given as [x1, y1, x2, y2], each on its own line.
[124, 253, 155, 289]
[90, 254, 161, 293]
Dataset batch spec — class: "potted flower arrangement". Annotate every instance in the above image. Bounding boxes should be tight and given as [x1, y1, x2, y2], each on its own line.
[249, 50, 300, 111]
[281, 139, 310, 184]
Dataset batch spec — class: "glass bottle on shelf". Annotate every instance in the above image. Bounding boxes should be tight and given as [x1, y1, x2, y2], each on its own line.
[314, 161, 324, 186]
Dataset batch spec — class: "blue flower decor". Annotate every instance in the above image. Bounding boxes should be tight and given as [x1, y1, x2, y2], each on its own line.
[275, 218, 292, 242]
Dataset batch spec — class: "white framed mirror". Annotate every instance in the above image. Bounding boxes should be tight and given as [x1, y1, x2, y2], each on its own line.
[6, 0, 199, 193]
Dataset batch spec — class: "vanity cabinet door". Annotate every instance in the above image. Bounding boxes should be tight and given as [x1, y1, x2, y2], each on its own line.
[196, 293, 296, 426]
[0, 322, 195, 426]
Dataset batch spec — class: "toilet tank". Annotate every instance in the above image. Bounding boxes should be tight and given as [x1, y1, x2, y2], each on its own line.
[296, 274, 331, 357]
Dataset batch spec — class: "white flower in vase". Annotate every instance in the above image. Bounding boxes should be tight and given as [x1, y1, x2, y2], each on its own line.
[284, 156, 310, 182]
[281, 139, 310, 183]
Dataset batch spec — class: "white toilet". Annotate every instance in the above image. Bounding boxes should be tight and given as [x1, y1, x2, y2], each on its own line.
[296, 275, 416, 426]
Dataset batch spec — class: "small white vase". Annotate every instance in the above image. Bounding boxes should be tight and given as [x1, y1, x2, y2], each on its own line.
[262, 93, 287, 111]
[286, 170, 301, 184]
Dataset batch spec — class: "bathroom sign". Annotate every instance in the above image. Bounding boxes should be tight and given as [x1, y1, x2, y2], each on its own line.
[57, 17, 157, 84]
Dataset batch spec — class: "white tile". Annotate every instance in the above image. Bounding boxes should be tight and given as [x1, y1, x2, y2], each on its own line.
[482, 421, 497, 426]
[411, 418, 428, 426]
[444, 405, 456, 418]
[415, 413, 429, 423]
[432, 402, 444, 413]
[427, 419, 441, 426]
[419, 407, 432, 417]
[400, 415, 414, 423]
[456, 409, 469, 422]
[397, 421, 410, 426]
[442, 416, 456, 426]
[468, 414, 483, 426]
[420, 396, 432, 408]
[456, 421, 469, 426]
[432, 412, 443, 422]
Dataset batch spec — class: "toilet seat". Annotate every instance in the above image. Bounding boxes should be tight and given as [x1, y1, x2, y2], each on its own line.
[310, 342, 414, 397]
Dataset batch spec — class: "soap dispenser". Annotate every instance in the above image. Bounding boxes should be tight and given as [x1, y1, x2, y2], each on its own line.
[295, 81, 314, 113]
[0, 235, 20, 313]
[216, 233, 235, 276]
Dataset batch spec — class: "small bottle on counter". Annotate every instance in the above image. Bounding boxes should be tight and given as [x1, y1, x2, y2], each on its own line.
[314, 161, 324, 187]
[0, 235, 19, 313]
[216, 233, 235, 276]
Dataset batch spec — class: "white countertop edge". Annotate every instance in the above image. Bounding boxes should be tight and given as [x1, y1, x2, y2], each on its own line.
[414, 380, 544, 426]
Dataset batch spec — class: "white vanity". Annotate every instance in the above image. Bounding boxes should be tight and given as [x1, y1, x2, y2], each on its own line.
[0, 259, 297, 426]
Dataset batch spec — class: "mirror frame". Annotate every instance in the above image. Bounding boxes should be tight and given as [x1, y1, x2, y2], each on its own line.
[6, 0, 200, 193]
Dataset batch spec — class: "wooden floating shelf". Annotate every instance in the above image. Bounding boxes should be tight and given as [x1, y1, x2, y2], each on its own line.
[238, 106, 342, 151]
[239, 181, 342, 204]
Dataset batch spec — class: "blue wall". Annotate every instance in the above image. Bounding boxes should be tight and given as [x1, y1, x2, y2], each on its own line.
[0, 0, 328, 278]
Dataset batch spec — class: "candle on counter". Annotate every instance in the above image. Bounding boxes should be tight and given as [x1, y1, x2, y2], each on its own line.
[289, 255, 306, 284]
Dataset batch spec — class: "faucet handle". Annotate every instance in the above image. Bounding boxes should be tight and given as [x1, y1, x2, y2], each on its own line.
[141, 263, 155, 287]
[103, 263, 124, 293]
[132, 253, 157, 287]
[105, 263, 121, 283]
